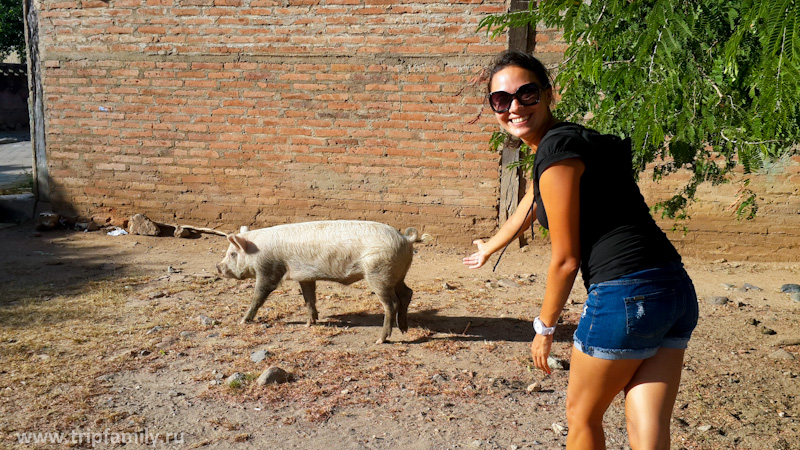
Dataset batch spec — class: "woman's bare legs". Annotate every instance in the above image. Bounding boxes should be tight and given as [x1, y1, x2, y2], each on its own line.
[623, 348, 686, 450]
[566, 347, 642, 449]
[565, 346, 686, 450]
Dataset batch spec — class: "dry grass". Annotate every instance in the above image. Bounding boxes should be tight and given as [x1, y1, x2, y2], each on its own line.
[0, 278, 151, 434]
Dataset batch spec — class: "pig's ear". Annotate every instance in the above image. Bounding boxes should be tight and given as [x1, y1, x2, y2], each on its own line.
[239, 226, 250, 233]
[228, 234, 249, 251]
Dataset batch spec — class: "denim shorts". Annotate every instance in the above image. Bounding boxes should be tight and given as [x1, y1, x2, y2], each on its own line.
[573, 262, 699, 360]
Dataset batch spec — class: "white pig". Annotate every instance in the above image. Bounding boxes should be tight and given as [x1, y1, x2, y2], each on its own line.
[216, 220, 429, 344]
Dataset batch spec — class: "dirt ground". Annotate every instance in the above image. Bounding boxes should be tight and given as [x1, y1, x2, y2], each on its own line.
[1, 222, 799, 450]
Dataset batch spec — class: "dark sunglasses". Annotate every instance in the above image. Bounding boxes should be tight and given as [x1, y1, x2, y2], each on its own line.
[487, 82, 546, 113]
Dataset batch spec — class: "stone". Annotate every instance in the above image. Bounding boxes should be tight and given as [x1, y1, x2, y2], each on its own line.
[777, 337, 800, 346]
[226, 372, 247, 388]
[779, 284, 800, 293]
[760, 326, 777, 335]
[35, 212, 59, 231]
[256, 367, 289, 385]
[250, 349, 271, 364]
[708, 296, 730, 305]
[431, 374, 446, 384]
[551, 423, 567, 435]
[497, 278, 520, 288]
[547, 356, 567, 370]
[743, 283, 762, 291]
[128, 214, 160, 236]
[769, 349, 795, 360]
[155, 336, 176, 348]
[75, 221, 100, 232]
[174, 226, 192, 238]
[198, 314, 219, 326]
[526, 382, 542, 393]
[790, 292, 800, 303]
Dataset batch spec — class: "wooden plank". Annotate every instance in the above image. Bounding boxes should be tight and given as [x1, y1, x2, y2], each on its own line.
[23, 0, 50, 203]
[498, 0, 534, 246]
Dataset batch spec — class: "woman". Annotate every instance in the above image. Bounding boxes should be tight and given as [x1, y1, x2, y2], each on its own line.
[463, 50, 699, 450]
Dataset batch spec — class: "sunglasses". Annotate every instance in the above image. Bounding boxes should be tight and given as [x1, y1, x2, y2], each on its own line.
[487, 82, 546, 113]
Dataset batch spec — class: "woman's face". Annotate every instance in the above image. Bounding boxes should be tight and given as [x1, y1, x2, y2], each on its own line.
[489, 65, 553, 146]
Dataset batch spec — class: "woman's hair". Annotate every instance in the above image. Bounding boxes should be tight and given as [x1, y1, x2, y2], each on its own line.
[487, 50, 552, 94]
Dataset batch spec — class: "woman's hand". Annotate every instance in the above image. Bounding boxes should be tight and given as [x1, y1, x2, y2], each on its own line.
[531, 333, 554, 374]
[463, 239, 491, 269]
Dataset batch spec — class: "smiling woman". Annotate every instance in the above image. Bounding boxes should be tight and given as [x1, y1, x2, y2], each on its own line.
[463, 50, 699, 450]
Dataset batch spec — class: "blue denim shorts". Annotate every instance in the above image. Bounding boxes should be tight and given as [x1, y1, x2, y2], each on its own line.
[573, 262, 699, 360]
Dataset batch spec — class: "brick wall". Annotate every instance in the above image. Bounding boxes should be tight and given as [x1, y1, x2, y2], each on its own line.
[37, 0, 508, 241]
[639, 159, 800, 262]
[34, 1, 800, 259]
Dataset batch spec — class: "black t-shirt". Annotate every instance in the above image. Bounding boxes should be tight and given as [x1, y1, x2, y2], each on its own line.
[533, 122, 681, 289]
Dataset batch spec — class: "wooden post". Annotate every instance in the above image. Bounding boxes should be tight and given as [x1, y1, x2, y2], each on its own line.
[499, 0, 536, 246]
[23, 0, 50, 204]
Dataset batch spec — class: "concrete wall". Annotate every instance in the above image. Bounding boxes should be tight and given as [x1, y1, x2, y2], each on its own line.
[0, 63, 29, 131]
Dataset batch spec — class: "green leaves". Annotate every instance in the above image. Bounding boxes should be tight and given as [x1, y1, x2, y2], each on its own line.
[0, 0, 25, 63]
[478, 0, 800, 222]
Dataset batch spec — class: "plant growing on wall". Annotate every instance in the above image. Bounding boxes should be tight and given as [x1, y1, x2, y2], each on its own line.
[0, 0, 25, 63]
[479, 0, 799, 223]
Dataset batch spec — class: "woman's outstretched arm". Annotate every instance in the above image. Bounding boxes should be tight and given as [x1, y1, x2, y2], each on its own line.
[463, 181, 536, 269]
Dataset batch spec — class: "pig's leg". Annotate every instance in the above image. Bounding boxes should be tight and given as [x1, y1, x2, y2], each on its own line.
[395, 281, 413, 333]
[241, 277, 278, 324]
[298, 281, 318, 327]
[373, 286, 399, 344]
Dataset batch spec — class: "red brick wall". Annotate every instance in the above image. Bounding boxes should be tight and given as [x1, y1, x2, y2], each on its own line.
[35, 1, 800, 259]
[639, 159, 800, 262]
[37, 0, 508, 241]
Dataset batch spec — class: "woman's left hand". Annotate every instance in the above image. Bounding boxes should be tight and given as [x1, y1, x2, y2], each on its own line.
[531, 333, 554, 374]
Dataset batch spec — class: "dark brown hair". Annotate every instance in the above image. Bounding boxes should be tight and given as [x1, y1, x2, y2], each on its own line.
[487, 50, 552, 94]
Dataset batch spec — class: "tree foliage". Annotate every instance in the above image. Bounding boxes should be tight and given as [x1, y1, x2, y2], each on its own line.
[479, 0, 800, 222]
[0, 0, 25, 63]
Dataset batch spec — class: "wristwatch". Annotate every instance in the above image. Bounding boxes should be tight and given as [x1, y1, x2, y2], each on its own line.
[533, 317, 555, 336]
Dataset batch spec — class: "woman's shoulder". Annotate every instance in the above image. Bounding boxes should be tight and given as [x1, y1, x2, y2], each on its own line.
[542, 121, 597, 143]
[537, 122, 591, 157]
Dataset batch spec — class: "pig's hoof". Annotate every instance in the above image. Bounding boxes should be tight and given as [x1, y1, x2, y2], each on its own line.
[240, 318, 253, 325]
[375, 338, 386, 344]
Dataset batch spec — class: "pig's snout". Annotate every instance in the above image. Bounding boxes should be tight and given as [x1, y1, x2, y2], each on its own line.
[216, 262, 230, 277]
[216, 260, 240, 279]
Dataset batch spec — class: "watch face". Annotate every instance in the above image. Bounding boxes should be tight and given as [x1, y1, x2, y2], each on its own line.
[534, 318, 553, 335]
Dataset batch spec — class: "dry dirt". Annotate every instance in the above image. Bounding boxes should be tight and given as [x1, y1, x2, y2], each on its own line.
[1, 222, 799, 450]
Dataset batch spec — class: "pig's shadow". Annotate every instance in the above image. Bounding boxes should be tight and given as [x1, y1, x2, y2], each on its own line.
[320, 308, 576, 344]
